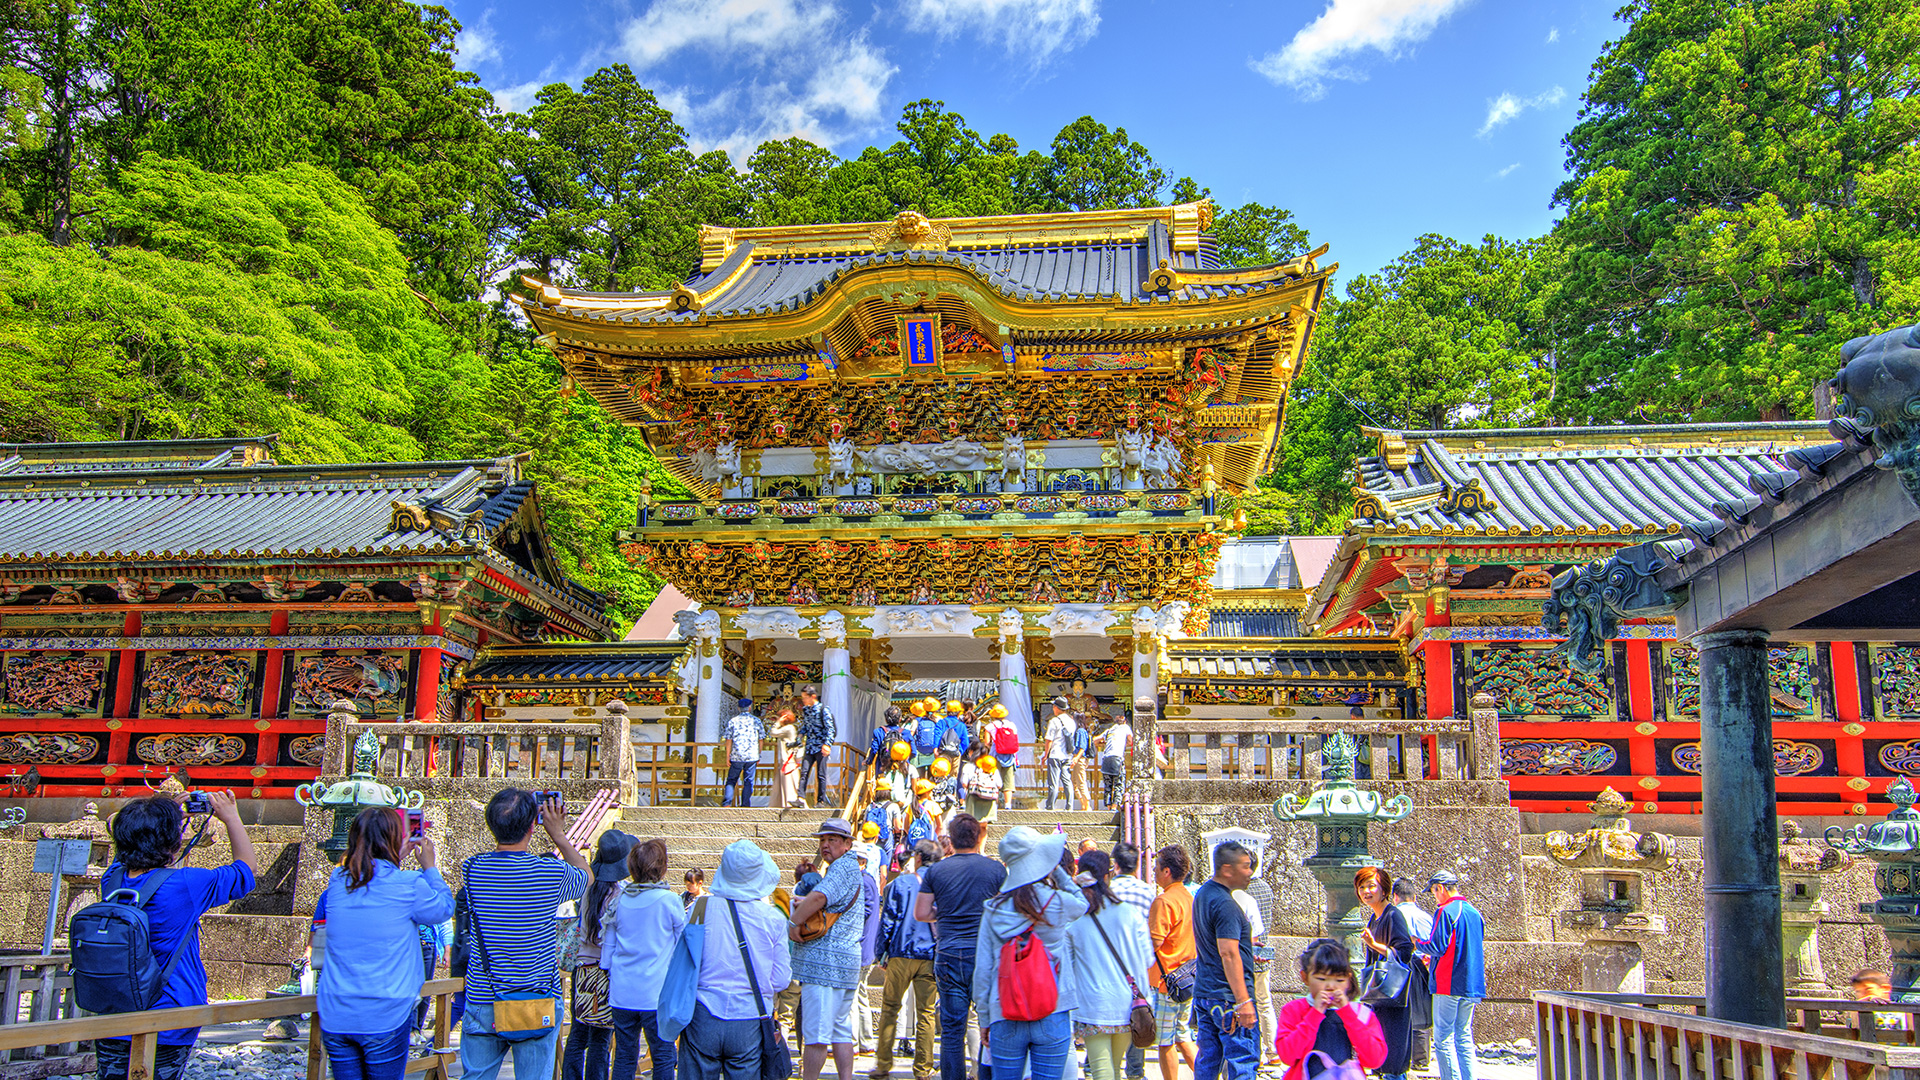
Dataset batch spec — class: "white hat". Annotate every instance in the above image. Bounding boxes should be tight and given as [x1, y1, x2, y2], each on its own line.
[997, 826, 1067, 894]
[710, 839, 779, 901]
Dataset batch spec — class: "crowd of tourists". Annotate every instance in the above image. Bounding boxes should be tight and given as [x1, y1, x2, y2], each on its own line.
[80, 774, 1486, 1080]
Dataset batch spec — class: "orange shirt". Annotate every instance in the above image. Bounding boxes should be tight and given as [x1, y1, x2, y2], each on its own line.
[1147, 884, 1197, 993]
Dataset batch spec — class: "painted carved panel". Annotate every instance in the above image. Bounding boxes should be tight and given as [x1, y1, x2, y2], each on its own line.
[135, 734, 248, 766]
[1467, 645, 1611, 719]
[140, 652, 257, 718]
[290, 650, 409, 717]
[1664, 738, 1831, 777]
[0, 652, 109, 717]
[1665, 644, 1816, 719]
[0, 733, 100, 764]
[1872, 645, 1920, 720]
[1500, 739, 1622, 775]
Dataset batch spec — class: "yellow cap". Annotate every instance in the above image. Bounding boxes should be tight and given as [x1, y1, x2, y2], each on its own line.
[947, 700, 964, 714]
[910, 701, 927, 717]
[930, 757, 953, 778]
[914, 779, 933, 796]
[989, 704, 1008, 719]
[891, 740, 911, 762]
[861, 822, 880, 839]
[978, 755, 999, 771]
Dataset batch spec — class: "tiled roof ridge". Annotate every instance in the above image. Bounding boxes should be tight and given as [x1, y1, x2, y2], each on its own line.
[0, 455, 520, 490]
[1367, 420, 1828, 440]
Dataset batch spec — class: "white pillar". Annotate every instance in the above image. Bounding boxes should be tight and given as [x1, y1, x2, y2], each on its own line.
[819, 611, 853, 763]
[997, 609, 1033, 742]
[1131, 607, 1161, 708]
[692, 611, 724, 791]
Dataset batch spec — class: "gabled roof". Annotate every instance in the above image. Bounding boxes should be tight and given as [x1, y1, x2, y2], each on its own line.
[1165, 641, 1405, 685]
[0, 437, 277, 474]
[459, 644, 683, 687]
[1350, 422, 1830, 535]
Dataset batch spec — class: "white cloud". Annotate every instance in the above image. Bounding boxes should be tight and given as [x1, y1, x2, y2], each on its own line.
[1493, 162, 1521, 178]
[902, 0, 1101, 61]
[615, 0, 897, 159]
[1477, 85, 1565, 136]
[455, 10, 502, 69]
[490, 80, 549, 114]
[1250, 0, 1473, 99]
[1545, 25, 1559, 43]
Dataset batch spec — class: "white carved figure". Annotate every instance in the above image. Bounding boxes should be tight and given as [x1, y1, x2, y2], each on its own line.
[693, 609, 723, 640]
[671, 609, 704, 640]
[999, 434, 1026, 490]
[858, 439, 988, 474]
[1144, 435, 1184, 487]
[1117, 429, 1148, 472]
[998, 608, 1026, 641]
[1156, 602, 1191, 638]
[817, 610, 848, 648]
[826, 439, 856, 486]
[861, 605, 986, 637]
[735, 607, 805, 639]
[1131, 606, 1159, 639]
[1043, 604, 1117, 637]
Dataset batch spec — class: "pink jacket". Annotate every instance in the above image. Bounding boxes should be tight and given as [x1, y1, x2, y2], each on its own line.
[1274, 998, 1389, 1080]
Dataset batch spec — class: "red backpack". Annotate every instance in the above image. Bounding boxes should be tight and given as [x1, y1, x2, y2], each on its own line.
[998, 927, 1059, 1021]
[992, 722, 1020, 756]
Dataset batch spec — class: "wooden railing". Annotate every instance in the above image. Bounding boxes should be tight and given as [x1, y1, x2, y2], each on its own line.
[1154, 718, 1491, 783]
[0, 954, 84, 1080]
[632, 741, 866, 808]
[0, 977, 463, 1080]
[318, 703, 634, 802]
[1534, 990, 1920, 1080]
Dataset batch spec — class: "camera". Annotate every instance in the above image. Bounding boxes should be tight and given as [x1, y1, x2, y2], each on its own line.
[184, 791, 212, 814]
[533, 791, 563, 803]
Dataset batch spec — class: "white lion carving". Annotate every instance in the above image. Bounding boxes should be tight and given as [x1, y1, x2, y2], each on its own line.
[1118, 429, 1149, 472]
[998, 608, 1025, 640]
[826, 439, 856, 485]
[817, 610, 848, 649]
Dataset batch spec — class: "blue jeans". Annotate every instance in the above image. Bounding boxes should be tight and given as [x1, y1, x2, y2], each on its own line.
[988, 1012, 1072, 1080]
[612, 1006, 677, 1080]
[461, 998, 562, 1080]
[681, 1002, 762, 1080]
[96, 1040, 193, 1080]
[322, 1023, 412, 1080]
[1432, 995, 1478, 1080]
[724, 761, 756, 807]
[934, 952, 976, 1080]
[1192, 997, 1259, 1080]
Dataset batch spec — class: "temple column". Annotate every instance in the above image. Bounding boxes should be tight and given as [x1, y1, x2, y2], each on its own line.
[1130, 607, 1160, 710]
[692, 612, 724, 790]
[998, 610, 1030, 741]
[1697, 629, 1784, 1027]
[819, 612, 852, 773]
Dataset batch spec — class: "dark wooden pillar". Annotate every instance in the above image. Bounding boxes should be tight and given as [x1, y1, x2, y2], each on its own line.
[1697, 629, 1784, 1026]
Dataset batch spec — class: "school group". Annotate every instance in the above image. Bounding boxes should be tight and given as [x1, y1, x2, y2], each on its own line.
[720, 691, 1142, 818]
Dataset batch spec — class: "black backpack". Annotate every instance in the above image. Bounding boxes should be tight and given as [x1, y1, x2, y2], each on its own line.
[69, 866, 192, 1014]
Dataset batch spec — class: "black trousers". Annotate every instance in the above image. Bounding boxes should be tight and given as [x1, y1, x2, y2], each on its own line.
[798, 752, 827, 803]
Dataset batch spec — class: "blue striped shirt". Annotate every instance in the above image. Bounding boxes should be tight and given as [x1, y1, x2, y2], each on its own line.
[461, 852, 588, 1007]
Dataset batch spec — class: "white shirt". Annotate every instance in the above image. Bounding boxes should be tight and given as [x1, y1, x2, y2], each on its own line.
[1102, 722, 1133, 759]
[1046, 712, 1076, 761]
[1396, 900, 1434, 941]
[695, 896, 793, 1020]
[1233, 888, 1266, 939]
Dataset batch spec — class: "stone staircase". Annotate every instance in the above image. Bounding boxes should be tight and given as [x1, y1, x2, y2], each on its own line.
[611, 804, 1127, 876]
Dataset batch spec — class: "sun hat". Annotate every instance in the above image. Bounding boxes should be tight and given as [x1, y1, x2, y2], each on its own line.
[710, 839, 779, 901]
[997, 825, 1068, 894]
[811, 817, 855, 840]
[591, 830, 637, 883]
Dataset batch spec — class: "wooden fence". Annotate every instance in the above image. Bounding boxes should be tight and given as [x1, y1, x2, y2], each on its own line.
[1535, 990, 1920, 1079]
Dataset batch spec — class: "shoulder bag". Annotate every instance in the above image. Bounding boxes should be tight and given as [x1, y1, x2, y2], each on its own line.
[463, 857, 558, 1042]
[658, 896, 710, 1042]
[727, 900, 793, 1080]
[794, 870, 857, 943]
[1358, 907, 1414, 1007]
[1086, 909, 1156, 1049]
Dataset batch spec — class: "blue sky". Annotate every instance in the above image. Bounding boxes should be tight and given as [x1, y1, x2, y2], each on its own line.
[448, 0, 1622, 281]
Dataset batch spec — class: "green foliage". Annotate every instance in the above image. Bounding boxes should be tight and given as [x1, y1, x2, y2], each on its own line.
[1550, 0, 1920, 422]
[1211, 202, 1313, 266]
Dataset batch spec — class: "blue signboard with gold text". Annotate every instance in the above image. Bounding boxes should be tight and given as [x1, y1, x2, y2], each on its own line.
[905, 316, 938, 366]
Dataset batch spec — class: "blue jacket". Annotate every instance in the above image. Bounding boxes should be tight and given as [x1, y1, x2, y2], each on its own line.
[1416, 896, 1487, 999]
[876, 870, 935, 962]
[316, 861, 454, 1034]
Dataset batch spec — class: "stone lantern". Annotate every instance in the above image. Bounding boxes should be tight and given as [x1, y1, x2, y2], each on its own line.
[1274, 730, 1412, 946]
[1826, 776, 1920, 999]
[1779, 819, 1847, 994]
[296, 711, 425, 864]
[1544, 787, 1675, 993]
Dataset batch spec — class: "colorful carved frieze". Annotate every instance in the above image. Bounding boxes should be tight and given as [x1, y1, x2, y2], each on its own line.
[287, 734, 325, 767]
[1042, 661, 1129, 683]
[503, 688, 586, 707]
[1880, 739, 1920, 775]
[0, 733, 99, 764]
[290, 651, 407, 716]
[135, 734, 247, 766]
[754, 662, 822, 684]
[1184, 684, 1270, 706]
[1670, 739, 1825, 776]
[1501, 739, 1619, 775]
[1874, 645, 1920, 719]
[141, 652, 255, 717]
[1468, 646, 1611, 718]
[0, 652, 108, 717]
[1666, 644, 1816, 718]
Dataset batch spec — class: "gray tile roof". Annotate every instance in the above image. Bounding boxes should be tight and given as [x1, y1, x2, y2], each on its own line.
[460, 645, 683, 685]
[1353, 423, 1832, 533]
[526, 226, 1314, 324]
[0, 446, 534, 564]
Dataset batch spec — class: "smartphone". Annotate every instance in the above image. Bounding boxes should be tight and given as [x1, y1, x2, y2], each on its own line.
[183, 791, 212, 814]
[406, 809, 425, 841]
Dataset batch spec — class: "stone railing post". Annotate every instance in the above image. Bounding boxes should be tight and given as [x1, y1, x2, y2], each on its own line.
[1469, 691, 1501, 780]
[320, 699, 357, 775]
[601, 699, 635, 804]
[1130, 696, 1159, 798]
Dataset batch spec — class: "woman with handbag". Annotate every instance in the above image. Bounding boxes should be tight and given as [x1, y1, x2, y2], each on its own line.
[684, 839, 793, 1080]
[1066, 851, 1155, 1080]
[562, 832, 635, 1080]
[606, 839, 686, 1080]
[970, 827, 1090, 1080]
[1354, 868, 1415, 1080]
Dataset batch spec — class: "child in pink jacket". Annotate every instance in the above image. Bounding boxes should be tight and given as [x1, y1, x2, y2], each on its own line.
[1275, 939, 1389, 1080]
